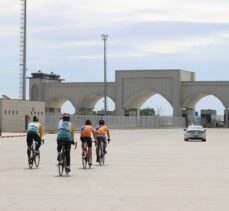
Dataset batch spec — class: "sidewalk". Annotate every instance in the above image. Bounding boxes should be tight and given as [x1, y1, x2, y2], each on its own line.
[0, 133, 26, 138]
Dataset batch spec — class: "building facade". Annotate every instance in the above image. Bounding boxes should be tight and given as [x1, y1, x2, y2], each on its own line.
[0, 98, 45, 132]
[28, 69, 229, 127]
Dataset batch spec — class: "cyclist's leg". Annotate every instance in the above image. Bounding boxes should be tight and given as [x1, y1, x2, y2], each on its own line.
[96, 137, 102, 162]
[103, 139, 108, 153]
[87, 137, 92, 163]
[34, 133, 41, 153]
[80, 137, 86, 156]
[65, 141, 71, 169]
[26, 132, 33, 161]
[57, 139, 62, 161]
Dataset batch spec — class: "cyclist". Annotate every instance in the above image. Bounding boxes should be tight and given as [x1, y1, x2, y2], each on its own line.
[95, 119, 111, 162]
[80, 120, 96, 166]
[57, 113, 76, 173]
[26, 116, 43, 164]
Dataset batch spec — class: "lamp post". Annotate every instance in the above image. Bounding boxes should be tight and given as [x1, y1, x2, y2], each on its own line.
[101, 34, 108, 115]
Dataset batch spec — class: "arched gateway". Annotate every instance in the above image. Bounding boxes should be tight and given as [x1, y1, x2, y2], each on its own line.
[29, 69, 229, 126]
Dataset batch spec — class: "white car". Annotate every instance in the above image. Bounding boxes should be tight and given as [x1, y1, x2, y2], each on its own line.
[184, 125, 206, 142]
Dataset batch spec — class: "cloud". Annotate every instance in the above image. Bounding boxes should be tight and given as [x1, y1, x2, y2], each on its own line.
[136, 36, 222, 55]
[51, 0, 229, 25]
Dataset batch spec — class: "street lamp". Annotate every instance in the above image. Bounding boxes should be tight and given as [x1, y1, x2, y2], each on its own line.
[101, 34, 108, 115]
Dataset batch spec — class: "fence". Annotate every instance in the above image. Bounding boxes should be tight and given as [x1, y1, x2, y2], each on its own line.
[45, 114, 185, 132]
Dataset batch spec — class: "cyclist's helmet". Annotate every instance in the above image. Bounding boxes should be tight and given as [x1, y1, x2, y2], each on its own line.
[85, 119, 91, 125]
[33, 116, 39, 122]
[99, 119, 105, 125]
[62, 113, 70, 121]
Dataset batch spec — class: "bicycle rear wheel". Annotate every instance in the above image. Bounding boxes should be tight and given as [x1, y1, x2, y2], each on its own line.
[28, 149, 34, 169]
[58, 154, 64, 176]
[98, 144, 105, 166]
[28, 157, 33, 169]
[82, 152, 87, 169]
[35, 152, 40, 167]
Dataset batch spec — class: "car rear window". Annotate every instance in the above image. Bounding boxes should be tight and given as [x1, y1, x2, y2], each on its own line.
[188, 126, 204, 131]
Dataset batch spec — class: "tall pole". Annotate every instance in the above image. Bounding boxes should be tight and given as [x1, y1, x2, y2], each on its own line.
[23, 0, 27, 100]
[102, 34, 108, 115]
[20, 0, 27, 100]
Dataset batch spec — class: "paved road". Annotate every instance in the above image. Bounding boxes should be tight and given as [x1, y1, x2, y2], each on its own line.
[0, 129, 229, 211]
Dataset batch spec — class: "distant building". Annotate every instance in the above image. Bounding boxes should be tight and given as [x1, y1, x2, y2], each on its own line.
[0, 98, 45, 133]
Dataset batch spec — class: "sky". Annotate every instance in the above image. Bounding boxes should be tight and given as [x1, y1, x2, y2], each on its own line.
[1, 0, 229, 115]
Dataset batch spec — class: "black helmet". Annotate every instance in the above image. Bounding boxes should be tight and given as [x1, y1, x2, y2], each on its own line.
[99, 119, 105, 125]
[33, 116, 39, 122]
[85, 120, 91, 125]
[62, 113, 70, 121]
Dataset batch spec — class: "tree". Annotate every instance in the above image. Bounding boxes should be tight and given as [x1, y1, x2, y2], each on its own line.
[140, 108, 155, 116]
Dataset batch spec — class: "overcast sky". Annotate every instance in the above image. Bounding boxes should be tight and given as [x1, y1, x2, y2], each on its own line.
[1, 0, 229, 114]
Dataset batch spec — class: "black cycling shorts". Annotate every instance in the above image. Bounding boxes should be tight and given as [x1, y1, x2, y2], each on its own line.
[80, 137, 92, 148]
[27, 131, 40, 147]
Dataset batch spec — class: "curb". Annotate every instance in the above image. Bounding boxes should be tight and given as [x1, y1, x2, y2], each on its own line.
[0, 135, 26, 138]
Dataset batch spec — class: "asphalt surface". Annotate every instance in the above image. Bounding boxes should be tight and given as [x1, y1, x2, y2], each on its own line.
[0, 129, 229, 211]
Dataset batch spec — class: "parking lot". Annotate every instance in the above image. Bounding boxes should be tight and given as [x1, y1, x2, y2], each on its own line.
[0, 128, 229, 211]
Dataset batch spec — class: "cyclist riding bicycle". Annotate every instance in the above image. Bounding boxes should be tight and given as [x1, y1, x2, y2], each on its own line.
[26, 116, 43, 164]
[57, 113, 76, 173]
[80, 120, 96, 166]
[95, 119, 111, 162]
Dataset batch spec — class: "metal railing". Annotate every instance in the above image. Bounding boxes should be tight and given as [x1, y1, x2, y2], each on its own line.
[45, 114, 185, 131]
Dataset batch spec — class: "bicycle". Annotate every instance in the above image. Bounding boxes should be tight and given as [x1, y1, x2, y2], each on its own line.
[28, 139, 44, 169]
[58, 142, 71, 176]
[81, 142, 92, 169]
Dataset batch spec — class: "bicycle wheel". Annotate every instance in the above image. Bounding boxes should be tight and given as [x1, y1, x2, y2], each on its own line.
[98, 144, 104, 166]
[34, 152, 40, 167]
[58, 153, 64, 176]
[64, 154, 69, 175]
[82, 151, 87, 169]
[28, 150, 34, 169]
[28, 157, 33, 169]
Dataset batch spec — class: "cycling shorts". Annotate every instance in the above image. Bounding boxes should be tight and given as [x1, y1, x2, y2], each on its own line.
[96, 136, 106, 143]
[80, 137, 92, 148]
[27, 131, 40, 147]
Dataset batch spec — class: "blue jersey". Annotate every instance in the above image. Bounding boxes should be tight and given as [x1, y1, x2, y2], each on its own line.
[57, 121, 74, 141]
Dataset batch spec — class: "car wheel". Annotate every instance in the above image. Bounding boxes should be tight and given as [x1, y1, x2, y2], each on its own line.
[184, 138, 188, 141]
[202, 139, 206, 142]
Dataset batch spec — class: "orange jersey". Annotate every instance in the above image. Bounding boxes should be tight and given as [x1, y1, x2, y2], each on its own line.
[80, 125, 94, 137]
[95, 125, 109, 135]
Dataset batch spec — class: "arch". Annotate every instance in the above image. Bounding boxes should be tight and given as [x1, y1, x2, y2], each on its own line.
[61, 101, 75, 114]
[141, 94, 173, 116]
[183, 92, 227, 109]
[123, 89, 173, 109]
[78, 94, 116, 108]
[45, 96, 76, 112]
[195, 95, 225, 115]
[93, 96, 115, 111]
